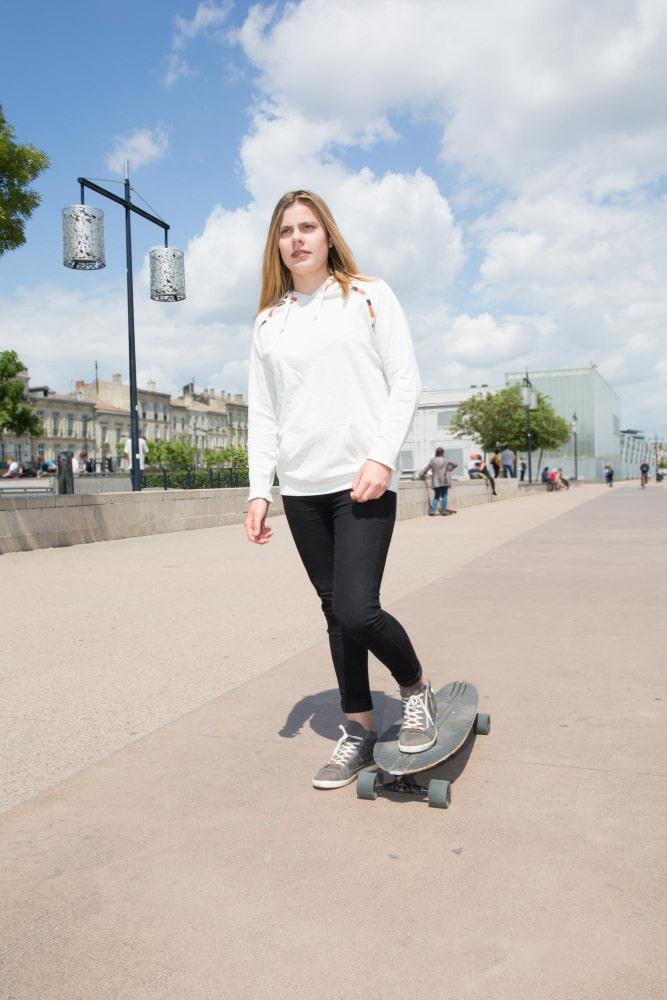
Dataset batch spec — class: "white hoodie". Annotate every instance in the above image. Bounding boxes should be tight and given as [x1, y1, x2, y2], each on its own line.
[247, 277, 421, 501]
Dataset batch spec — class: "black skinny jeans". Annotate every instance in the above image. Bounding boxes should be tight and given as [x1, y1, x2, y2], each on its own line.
[282, 489, 423, 713]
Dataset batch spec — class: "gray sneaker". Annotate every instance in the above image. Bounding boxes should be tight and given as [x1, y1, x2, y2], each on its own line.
[398, 680, 438, 753]
[312, 722, 377, 789]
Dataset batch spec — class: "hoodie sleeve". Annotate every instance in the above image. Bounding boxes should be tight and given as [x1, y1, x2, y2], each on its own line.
[247, 323, 278, 503]
[366, 281, 422, 471]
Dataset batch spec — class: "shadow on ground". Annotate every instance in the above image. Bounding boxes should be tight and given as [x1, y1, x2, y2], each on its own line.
[279, 689, 402, 741]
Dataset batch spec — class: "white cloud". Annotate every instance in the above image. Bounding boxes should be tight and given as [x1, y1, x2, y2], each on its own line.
[236, 0, 667, 189]
[238, 108, 464, 299]
[445, 313, 531, 366]
[9, 0, 667, 435]
[172, 2, 231, 48]
[163, 2, 231, 87]
[106, 126, 170, 174]
[163, 53, 191, 88]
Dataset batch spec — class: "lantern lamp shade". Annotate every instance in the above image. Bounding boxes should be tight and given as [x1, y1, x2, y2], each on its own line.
[150, 247, 186, 302]
[519, 386, 538, 410]
[62, 205, 105, 269]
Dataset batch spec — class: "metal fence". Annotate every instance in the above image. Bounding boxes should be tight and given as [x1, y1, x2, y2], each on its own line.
[141, 467, 249, 491]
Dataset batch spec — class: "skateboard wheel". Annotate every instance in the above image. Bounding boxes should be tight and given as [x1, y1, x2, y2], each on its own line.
[357, 770, 379, 800]
[474, 713, 491, 735]
[427, 779, 451, 809]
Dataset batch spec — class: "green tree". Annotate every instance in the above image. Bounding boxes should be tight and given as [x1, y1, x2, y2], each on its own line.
[145, 438, 169, 466]
[146, 437, 195, 470]
[0, 350, 42, 437]
[0, 106, 50, 256]
[203, 445, 248, 476]
[451, 385, 570, 454]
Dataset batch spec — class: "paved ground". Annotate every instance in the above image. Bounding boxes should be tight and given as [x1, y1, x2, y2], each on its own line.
[1, 483, 665, 999]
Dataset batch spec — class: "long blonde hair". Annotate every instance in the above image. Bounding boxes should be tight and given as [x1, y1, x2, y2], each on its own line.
[258, 190, 364, 313]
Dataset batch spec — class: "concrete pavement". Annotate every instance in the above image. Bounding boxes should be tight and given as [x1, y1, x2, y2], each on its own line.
[1, 483, 666, 999]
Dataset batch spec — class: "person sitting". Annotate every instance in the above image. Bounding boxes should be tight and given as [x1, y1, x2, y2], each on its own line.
[1, 455, 21, 478]
[541, 466, 550, 484]
[468, 454, 497, 496]
[558, 468, 570, 489]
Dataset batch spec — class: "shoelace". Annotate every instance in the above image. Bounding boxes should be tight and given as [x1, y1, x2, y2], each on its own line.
[401, 689, 434, 731]
[328, 725, 364, 766]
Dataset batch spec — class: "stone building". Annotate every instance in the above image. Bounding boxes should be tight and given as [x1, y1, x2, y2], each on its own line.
[0, 370, 247, 468]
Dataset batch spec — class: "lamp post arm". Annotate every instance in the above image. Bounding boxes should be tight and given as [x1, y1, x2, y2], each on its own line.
[78, 177, 170, 241]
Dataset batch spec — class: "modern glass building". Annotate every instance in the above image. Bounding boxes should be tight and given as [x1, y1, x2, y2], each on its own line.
[402, 366, 650, 484]
[505, 366, 621, 481]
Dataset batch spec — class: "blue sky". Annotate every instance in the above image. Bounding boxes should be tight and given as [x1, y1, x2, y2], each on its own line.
[1, 1, 252, 294]
[2, 1, 667, 434]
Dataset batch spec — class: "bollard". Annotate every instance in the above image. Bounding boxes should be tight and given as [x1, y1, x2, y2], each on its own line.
[57, 452, 74, 494]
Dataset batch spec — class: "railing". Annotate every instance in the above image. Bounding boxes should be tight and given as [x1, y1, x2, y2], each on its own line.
[141, 467, 249, 491]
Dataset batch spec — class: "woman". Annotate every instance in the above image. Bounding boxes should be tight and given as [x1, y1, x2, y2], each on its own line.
[245, 190, 436, 790]
[421, 447, 457, 515]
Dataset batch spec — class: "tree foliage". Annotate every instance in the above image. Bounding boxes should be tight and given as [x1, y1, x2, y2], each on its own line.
[0, 106, 50, 256]
[450, 385, 571, 454]
[203, 446, 248, 475]
[146, 440, 249, 472]
[146, 437, 196, 470]
[0, 350, 42, 437]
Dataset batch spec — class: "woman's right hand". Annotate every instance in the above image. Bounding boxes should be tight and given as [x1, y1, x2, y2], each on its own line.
[245, 498, 273, 544]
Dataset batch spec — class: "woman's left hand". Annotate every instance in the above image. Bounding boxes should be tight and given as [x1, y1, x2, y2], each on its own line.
[350, 460, 392, 502]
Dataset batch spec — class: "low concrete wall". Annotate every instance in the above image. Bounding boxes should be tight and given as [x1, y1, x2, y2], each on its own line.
[0, 477, 551, 554]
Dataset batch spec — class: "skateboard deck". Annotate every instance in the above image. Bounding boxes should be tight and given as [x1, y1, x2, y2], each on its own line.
[375, 680, 479, 776]
[357, 680, 490, 808]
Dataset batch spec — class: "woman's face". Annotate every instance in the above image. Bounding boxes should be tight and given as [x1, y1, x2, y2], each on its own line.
[278, 202, 330, 286]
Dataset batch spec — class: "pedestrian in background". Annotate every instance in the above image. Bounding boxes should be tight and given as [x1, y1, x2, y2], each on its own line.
[124, 431, 148, 473]
[604, 464, 614, 487]
[500, 446, 515, 478]
[490, 452, 501, 478]
[420, 447, 457, 516]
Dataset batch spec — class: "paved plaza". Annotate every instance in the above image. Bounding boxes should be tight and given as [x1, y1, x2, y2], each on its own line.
[1, 483, 665, 999]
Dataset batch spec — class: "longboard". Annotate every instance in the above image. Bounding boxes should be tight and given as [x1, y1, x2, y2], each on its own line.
[357, 680, 490, 809]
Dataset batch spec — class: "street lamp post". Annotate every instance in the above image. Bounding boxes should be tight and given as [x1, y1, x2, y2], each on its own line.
[63, 162, 185, 491]
[571, 412, 578, 481]
[520, 372, 538, 484]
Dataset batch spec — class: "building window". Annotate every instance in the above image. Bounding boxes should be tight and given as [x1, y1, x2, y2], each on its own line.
[38, 443, 45, 458]
[400, 449, 414, 474]
[612, 415, 620, 435]
[82, 415, 89, 438]
[53, 413, 60, 436]
[101, 425, 108, 443]
[437, 410, 455, 428]
[445, 448, 464, 470]
[67, 413, 74, 435]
